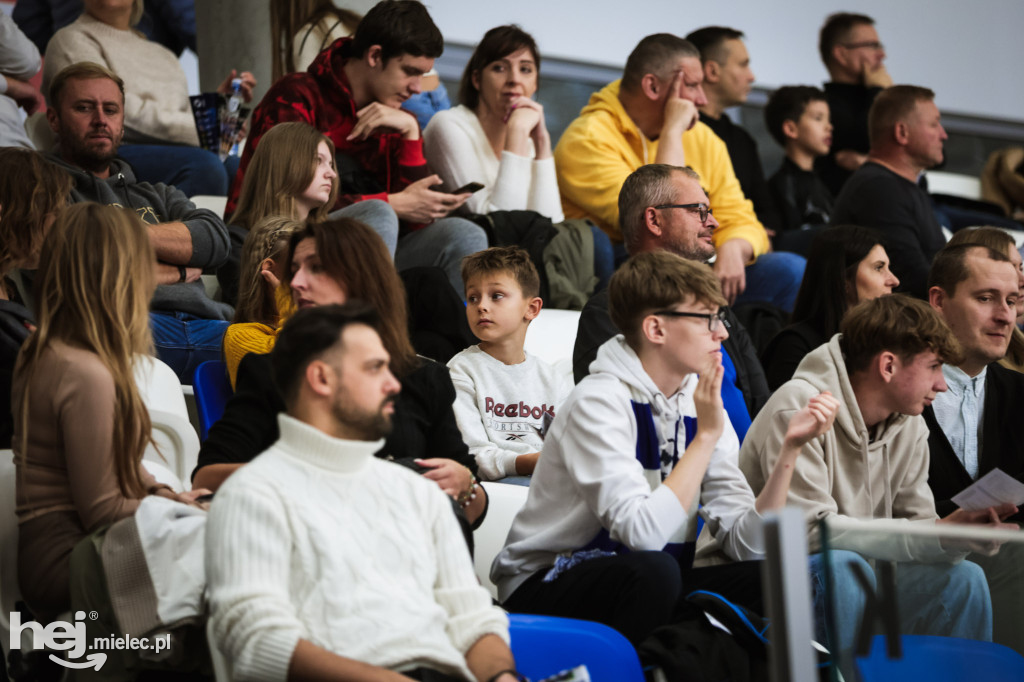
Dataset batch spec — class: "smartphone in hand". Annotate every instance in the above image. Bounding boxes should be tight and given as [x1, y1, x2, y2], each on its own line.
[432, 181, 485, 194]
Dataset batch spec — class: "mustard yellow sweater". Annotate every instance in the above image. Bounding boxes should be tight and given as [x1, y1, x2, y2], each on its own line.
[555, 80, 770, 258]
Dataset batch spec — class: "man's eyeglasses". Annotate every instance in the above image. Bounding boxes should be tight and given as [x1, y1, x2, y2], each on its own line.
[653, 203, 713, 223]
[842, 41, 884, 51]
[652, 308, 729, 333]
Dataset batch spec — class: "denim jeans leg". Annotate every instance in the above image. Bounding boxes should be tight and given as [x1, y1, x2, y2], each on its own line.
[328, 199, 399, 259]
[395, 217, 488, 298]
[150, 312, 228, 382]
[118, 144, 229, 197]
[896, 559, 992, 641]
[808, 550, 873, 656]
[735, 251, 807, 313]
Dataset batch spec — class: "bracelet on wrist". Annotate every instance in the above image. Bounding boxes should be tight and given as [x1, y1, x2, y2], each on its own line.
[457, 475, 479, 508]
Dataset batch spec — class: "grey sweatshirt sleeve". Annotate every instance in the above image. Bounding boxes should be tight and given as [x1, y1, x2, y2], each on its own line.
[159, 183, 231, 269]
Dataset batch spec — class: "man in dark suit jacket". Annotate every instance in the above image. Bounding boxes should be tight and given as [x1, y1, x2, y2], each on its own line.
[924, 242, 1024, 653]
[924, 243, 1023, 513]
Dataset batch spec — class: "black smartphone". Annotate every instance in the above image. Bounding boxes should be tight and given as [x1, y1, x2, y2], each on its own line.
[196, 494, 214, 504]
[451, 182, 485, 194]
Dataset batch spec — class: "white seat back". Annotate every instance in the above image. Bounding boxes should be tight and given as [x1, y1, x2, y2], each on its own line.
[473, 482, 529, 599]
[0, 449, 18, 675]
[135, 356, 199, 488]
[926, 170, 983, 200]
[524, 308, 580, 381]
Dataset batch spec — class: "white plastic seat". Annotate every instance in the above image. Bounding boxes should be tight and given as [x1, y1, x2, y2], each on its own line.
[189, 195, 228, 216]
[134, 355, 200, 488]
[473, 481, 530, 599]
[926, 170, 983, 200]
[0, 449, 19, 678]
[523, 308, 580, 381]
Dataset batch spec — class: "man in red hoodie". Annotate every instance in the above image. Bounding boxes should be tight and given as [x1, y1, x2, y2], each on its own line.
[229, 0, 486, 296]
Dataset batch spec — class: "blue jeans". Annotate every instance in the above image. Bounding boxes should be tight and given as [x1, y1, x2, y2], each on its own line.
[395, 217, 489, 299]
[809, 550, 992, 668]
[150, 311, 229, 382]
[327, 200, 399, 259]
[735, 251, 806, 313]
[119, 144, 236, 197]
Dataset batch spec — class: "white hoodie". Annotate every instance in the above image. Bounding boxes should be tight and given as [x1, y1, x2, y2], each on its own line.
[491, 336, 766, 602]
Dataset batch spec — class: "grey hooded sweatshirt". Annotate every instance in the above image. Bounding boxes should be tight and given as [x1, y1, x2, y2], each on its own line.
[739, 334, 944, 561]
[49, 155, 233, 321]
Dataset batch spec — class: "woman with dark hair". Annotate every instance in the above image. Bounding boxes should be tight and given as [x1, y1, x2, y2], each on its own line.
[0, 148, 71, 448]
[424, 25, 558, 220]
[760, 225, 899, 390]
[194, 217, 487, 524]
[424, 25, 613, 299]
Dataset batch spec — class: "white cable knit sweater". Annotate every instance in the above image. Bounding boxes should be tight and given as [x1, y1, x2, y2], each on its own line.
[206, 414, 508, 682]
[42, 13, 200, 146]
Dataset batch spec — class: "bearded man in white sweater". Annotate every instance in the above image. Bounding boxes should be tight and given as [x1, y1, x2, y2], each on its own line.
[206, 303, 519, 682]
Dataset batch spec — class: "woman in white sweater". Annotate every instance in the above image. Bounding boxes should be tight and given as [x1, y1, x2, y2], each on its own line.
[42, 0, 254, 197]
[424, 25, 562, 221]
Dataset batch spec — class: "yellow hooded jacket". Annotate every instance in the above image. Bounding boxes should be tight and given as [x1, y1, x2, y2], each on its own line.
[555, 80, 770, 259]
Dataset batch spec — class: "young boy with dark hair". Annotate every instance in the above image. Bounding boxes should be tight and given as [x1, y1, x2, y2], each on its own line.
[448, 246, 572, 480]
[763, 86, 835, 253]
[492, 250, 838, 645]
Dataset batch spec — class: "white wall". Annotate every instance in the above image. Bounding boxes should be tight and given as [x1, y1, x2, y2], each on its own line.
[427, 0, 1024, 123]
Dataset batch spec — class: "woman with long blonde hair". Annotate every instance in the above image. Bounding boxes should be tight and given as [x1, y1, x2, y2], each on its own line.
[223, 215, 300, 386]
[14, 203, 205, 617]
[218, 121, 338, 307]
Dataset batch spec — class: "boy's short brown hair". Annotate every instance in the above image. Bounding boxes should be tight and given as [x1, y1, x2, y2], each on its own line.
[609, 251, 726, 347]
[840, 294, 963, 374]
[461, 246, 540, 298]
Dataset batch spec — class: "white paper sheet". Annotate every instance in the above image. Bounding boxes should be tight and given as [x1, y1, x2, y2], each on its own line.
[951, 468, 1024, 512]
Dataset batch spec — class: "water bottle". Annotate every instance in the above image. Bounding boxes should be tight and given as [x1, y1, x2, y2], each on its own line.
[220, 77, 243, 160]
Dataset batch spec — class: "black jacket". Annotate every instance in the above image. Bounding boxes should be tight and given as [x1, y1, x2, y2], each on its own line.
[195, 352, 478, 477]
[924, 363, 1024, 518]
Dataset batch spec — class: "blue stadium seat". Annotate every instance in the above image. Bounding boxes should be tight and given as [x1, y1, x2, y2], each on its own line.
[856, 634, 1024, 681]
[508, 613, 645, 682]
[192, 361, 233, 441]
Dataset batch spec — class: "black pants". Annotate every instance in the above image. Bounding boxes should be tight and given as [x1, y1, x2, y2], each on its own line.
[502, 551, 764, 646]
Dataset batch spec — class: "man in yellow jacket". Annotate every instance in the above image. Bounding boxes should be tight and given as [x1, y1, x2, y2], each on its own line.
[555, 33, 804, 311]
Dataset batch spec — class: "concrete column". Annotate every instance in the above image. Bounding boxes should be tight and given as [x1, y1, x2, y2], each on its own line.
[194, 0, 379, 105]
[195, 1, 272, 104]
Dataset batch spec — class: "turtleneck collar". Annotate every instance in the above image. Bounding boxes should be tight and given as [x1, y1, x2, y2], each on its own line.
[274, 413, 383, 473]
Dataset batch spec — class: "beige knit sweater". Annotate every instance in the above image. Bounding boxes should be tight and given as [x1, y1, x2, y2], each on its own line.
[43, 13, 200, 146]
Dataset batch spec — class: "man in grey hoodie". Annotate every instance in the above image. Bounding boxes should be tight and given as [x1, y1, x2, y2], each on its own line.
[739, 294, 1015, 661]
[46, 61, 232, 381]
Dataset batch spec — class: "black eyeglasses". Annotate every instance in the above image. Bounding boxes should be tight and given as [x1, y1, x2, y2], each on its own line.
[653, 203, 713, 223]
[652, 308, 729, 332]
[842, 41, 884, 51]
